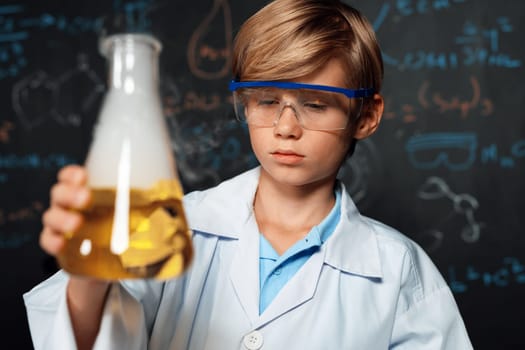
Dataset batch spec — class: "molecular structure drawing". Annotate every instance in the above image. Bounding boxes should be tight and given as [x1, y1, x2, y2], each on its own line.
[416, 176, 484, 251]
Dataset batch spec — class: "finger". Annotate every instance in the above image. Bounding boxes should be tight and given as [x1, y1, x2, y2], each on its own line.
[42, 206, 84, 235]
[39, 226, 66, 256]
[50, 182, 91, 210]
[57, 165, 88, 186]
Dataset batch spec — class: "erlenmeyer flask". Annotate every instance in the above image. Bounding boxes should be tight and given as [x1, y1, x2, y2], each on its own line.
[56, 33, 193, 280]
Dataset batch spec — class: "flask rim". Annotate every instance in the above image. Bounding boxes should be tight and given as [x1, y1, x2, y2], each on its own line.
[99, 33, 162, 57]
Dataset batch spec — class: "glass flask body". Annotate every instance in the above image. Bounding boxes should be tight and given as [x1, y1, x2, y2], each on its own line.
[56, 34, 192, 280]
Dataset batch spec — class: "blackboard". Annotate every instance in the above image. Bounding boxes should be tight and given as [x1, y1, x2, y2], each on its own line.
[1, 1, 523, 348]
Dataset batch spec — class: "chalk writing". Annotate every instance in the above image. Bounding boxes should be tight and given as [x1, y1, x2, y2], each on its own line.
[0, 1, 154, 80]
[170, 116, 256, 187]
[0, 232, 33, 248]
[53, 54, 105, 126]
[0, 201, 44, 249]
[1, 201, 43, 224]
[12, 54, 104, 130]
[448, 257, 525, 293]
[417, 176, 484, 252]
[0, 153, 77, 169]
[406, 133, 525, 170]
[187, 0, 232, 79]
[11, 70, 57, 129]
[395, 0, 467, 17]
[372, 3, 520, 70]
[0, 120, 14, 143]
[112, 0, 153, 33]
[384, 76, 493, 122]
[459, 17, 520, 68]
[18, 14, 102, 35]
[481, 140, 525, 168]
[372, 1, 467, 31]
[0, 5, 26, 79]
[163, 90, 231, 118]
[406, 133, 477, 171]
[337, 138, 384, 211]
[0, 4, 98, 79]
[421, 77, 494, 118]
[160, 77, 254, 188]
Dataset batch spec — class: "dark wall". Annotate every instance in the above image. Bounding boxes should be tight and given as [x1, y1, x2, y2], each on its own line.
[0, 1, 523, 348]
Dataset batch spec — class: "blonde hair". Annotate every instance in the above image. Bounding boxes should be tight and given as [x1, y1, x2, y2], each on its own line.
[232, 0, 383, 93]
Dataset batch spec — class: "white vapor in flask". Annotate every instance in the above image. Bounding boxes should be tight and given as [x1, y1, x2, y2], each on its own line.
[56, 33, 193, 280]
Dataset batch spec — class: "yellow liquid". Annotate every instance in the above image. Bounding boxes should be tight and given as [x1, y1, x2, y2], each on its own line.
[57, 180, 193, 280]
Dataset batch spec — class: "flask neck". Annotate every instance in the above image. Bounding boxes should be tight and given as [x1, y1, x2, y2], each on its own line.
[101, 34, 161, 95]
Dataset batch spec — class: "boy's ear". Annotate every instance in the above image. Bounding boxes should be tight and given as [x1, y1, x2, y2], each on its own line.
[354, 94, 384, 140]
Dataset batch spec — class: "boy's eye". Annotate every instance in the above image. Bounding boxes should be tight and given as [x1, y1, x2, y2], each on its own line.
[303, 102, 327, 111]
[257, 97, 279, 106]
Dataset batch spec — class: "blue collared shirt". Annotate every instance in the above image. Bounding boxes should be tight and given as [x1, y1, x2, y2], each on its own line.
[259, 188, 341, 313]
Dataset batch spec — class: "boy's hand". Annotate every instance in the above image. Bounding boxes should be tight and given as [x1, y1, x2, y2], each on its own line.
[40, 165, 91, 256]
[40, 165, 110, 349]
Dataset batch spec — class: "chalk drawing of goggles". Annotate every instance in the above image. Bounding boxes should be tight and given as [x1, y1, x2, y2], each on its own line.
[405, 133, 477, 171]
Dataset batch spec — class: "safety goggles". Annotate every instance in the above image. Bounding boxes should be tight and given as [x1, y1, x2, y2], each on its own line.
[229, 80, 375, 131]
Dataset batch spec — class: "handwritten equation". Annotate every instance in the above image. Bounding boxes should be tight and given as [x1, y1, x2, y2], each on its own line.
[394, 0, 467, 16]
[0, 4, 99, 80]
[447, 257, 525, 293]
[0, 152, 78, 183]
[0, 1, 153, 80]
[372, 2, 521, 70]
[0, 151, 77, 248]
[0, 201, 44, 248]
[384, 76, 493, 122]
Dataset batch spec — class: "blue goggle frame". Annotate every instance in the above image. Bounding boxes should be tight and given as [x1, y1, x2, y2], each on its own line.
[228, 80, 375, 98]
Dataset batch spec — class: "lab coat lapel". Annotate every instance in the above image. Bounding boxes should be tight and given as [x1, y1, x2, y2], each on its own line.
[257, 247, 326, 327]
[169, 235, 219, 350]
[229, 212, 261, 326]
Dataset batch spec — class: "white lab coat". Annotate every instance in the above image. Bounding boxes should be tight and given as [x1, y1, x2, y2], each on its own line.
[24, 167, 473, 350]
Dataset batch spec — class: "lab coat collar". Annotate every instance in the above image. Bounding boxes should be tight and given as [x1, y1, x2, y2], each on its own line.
[183, 166, 383, 279]
[183, 167, 260, 239]
[323, 182, 383, 279]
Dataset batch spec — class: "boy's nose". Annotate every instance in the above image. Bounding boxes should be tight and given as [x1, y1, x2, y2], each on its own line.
[274, 103, 299, 123]
[273, 105, 303, 136]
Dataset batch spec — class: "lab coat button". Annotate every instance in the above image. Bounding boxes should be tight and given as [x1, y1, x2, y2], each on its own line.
[243, 330, 264, 349]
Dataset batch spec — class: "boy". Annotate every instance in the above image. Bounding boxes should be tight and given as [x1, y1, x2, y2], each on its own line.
[25, 0, 473, 349]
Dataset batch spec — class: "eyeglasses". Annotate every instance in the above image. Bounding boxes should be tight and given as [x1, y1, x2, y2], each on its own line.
[229, 80, 375, 131]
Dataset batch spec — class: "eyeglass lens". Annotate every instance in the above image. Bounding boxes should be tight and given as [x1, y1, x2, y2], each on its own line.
[234, 88, 362, 131]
